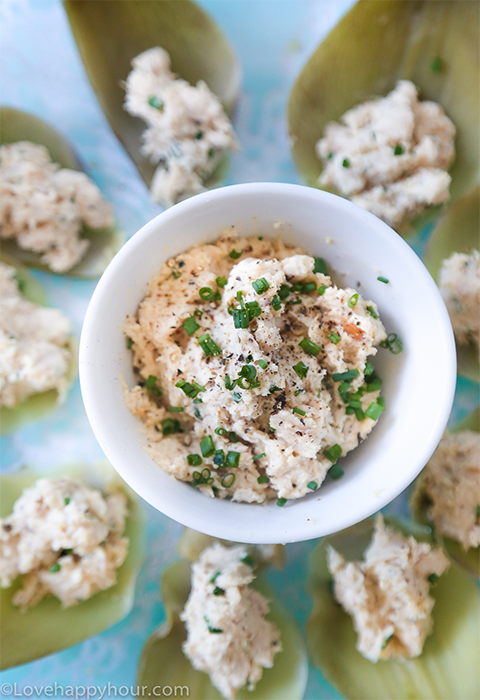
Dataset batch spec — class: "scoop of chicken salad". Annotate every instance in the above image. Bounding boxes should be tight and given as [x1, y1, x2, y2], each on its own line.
[124, 232, 392, 505]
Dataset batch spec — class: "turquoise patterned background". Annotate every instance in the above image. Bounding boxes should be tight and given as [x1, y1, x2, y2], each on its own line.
[0, 1, 478, 698]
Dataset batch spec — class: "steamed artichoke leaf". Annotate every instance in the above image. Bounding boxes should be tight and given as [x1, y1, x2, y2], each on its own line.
[288, 0, 479, 232]
[0, 106, 124, 278]
[0, 462, 145, 670]
[0, 255, 78, 436]
[63, 0, 241, 189]
[138, 559, 308, 700]
[177, 528, 285, 570]
[306, 520, 480, 700]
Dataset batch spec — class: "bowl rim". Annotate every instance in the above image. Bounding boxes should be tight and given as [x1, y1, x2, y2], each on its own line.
[80, 182, 456, 543]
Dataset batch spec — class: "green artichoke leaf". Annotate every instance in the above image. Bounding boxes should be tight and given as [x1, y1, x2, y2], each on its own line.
[288, 0, 479, 236]
[138, 536, 307, 700]
[63, 0, 241, 191]
[306, 517, 480, 700]
[0, 461, 145, 670]
[0, 253, 78, 436]
[0, 107, 125, 278]
[424, 185, 479, 381]
[410, 408, 480, 579]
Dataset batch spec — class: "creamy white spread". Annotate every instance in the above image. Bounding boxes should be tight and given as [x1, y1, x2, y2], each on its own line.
[0, 477, 128, 608]
[420, 431, 480, 550]
[327, 516, 450, 662]
[439, 250, 480, 353]
[124, 233, 388, 504]
[0, 142, 113, 273]
[123, 47, 238, 208]
[316, 81, 455, 228]
[0, 261, 72, 408]
[180, 543, 281, 699]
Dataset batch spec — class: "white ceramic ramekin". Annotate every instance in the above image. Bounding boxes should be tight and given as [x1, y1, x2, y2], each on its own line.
[80, 183, 456, 543]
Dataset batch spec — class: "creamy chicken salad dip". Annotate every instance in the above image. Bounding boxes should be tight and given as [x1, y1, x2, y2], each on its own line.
[0, 142, 113, 273]
[123, 47, 238, 208]
[124, 232, 392, 505]
[0, 477, 128, 609]
[327, 516, 450, 663]
[316, 80, 456, 228]
[181, 543, 281, 699]
[0, 261, 72, 408]
[418, 431, 480, 550]
[439, 250, 480, 355]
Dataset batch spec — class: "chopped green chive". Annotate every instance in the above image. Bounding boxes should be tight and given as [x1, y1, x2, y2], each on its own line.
[176, 380, 201, 399]
[198, 333, 222, 356]
[277, 497, 287, 507]
[162, 418, 183, 436]
[271, 295, 282, 311]
[318, 284, 327, 296]
[221, 473, 236, 488]
[208, 148, 215, 158]
[204, 616, 223, 634]
[233, 309, 250, 329]
[377, 276, 389, 283]
[428, 573, 438, 585]
[293, 361, 309, 379]
[348, 293, 359, 308]
[195, 131, 203, 140]
[258, 236, 264, 240]
[332, 369, 359, 382]
[145, 375, 157, 390]
[327, 152, 335, 160]
[240, 364, 257, 380]
[199, 287, 214, 301]
[294, 389, 304, 396]
[148, 96, 164, 110]
[313, 257, 328, 275]
[242, 554, 254, 567]
[253, 453, 266, 461]
[49, 562, 61, 573]
[194, 309, 203, 319]
[216, 276, 227, 288]
[213, 586, 224, 596]
[476, 505, 480, 518]
[213, 449, 225, 467]
[365, 400, 385, 420]
[187, 454, 203, 466]
[307, 481, 318, 491]
[171, 269, 181, 279]
[225, 375, 237, 390]
[287, 298, 302, 305]
[393, 144, 404, 156]
[64, 497, 71, 506]
[14, 274, 26, 294]
[127, 337, 133, 350]
[278, 284, 291, 300]
[328, 464, 344, 480]
[324, 444, 342, 463]
[328, 331, 341, 344]
[200, 435, 215, 457]
[257, 475, 270, 484]
[226, 451, 240, 469]
[257, 359, 268, 370]
[354, 407, 365, 421]
[293, 407, 306, 416]
[269, 385, 282, 394]
[169, 406, 184, 413]
[380, 332, 403, 354]
[192, 468, 214, 486]
[299, 337, 321, 356]
[381, 633, 394, 649]
[342, 158, 350, 168]
[229, 432, 239, 443]
[182, 316, 200, 336]
[366, 305, 378, 319]
[431, 56, 442, 72]
[245, 300, 261, 318]
[302, 281, 317, 293]
[210, 571, 221, 584]
[252, 277, 269, 294]
[365, 361, 374, 376]
[194, 406, 202, 419]
[232, 392, 242, 403]
[230, 249, 243, 259]
[215, 427, 228, 436]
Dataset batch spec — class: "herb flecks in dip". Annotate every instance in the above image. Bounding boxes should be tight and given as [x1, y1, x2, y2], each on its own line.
[316, 81, 455, 228]
[124, 233, 388, 504]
